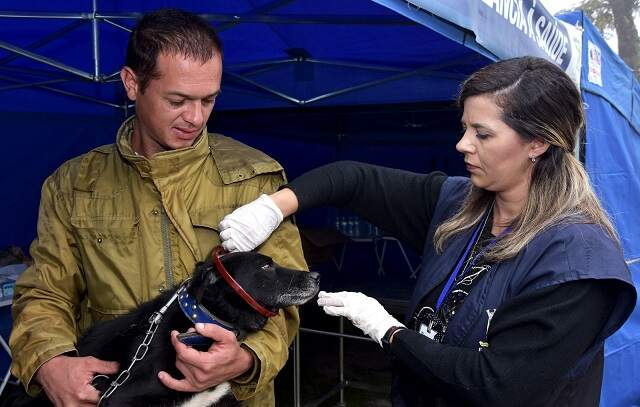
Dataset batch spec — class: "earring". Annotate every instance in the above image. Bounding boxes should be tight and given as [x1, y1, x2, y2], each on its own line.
[530, 156, 537, 163]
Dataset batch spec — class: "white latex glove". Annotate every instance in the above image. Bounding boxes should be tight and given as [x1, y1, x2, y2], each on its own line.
[218, 194, 284, 252]
[317, 291, 405, 346]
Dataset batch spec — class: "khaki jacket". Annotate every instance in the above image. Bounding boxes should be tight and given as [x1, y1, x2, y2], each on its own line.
[10, 117, 308, 405]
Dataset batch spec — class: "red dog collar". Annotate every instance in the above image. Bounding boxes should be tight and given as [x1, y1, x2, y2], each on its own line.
[212, 246, 277, 318]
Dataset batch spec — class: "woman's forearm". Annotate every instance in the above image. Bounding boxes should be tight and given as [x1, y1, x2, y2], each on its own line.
[272, 161, 446, 251]
[270, 188, 299, 218]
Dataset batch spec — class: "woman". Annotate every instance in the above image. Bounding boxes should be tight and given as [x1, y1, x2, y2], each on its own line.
[218, 57, 636, 406]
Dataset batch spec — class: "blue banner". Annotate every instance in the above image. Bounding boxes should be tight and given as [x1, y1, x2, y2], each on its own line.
[408, 0, 582, 82]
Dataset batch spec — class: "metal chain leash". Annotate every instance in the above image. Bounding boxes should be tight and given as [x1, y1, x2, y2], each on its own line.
[96, 284, 187, 406]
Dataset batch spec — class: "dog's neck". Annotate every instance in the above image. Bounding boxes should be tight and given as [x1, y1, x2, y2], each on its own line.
[196, 281, 269, 339]
[187, 259, 271, 338]
[178, 285, 235, 331]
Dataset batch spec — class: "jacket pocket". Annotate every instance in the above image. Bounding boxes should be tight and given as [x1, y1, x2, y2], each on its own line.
[70, 215, 141, 313]
[189, 207, 230, 256]
[71, 217, 139, 243]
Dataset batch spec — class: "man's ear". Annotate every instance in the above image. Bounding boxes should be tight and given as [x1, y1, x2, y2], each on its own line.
[120, 66, 139, 101]
[530, 137, 550, 159]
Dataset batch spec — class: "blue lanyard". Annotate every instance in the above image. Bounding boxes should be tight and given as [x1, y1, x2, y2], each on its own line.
[435, 210, 510, 312]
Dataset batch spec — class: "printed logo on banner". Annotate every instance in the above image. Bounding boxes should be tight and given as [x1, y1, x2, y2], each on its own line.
[479, 0, 571, 66]
[406, 0, 583, 83]
[588, 41, 603, 86]
[477, 0, 582, 84]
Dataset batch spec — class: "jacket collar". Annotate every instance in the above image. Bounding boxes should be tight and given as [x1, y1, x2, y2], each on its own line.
[116, 115, 211, 180]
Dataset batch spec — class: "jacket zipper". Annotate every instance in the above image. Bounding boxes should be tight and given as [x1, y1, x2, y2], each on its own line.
[161, 209, 175, 289]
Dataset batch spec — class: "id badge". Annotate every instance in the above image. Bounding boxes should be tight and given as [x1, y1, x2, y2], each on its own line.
[419, 323, 438, 340]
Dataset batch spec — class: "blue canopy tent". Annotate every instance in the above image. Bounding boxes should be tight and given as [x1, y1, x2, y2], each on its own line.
[557, 11, 640, 407]
[0, 0, 494, 249]
[0, 1, 637, 405]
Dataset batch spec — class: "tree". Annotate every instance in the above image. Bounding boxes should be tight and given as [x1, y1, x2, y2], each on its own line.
[574, 0, 640, 76]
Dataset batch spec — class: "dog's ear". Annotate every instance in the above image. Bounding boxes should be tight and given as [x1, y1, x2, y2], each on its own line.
[191, 260, 217, 302]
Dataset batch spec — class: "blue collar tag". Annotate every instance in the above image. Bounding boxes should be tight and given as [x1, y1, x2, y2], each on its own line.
[178, 288, 235, 331]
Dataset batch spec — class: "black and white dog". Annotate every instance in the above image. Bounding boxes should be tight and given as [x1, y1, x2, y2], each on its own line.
[9, 249, 320, 407]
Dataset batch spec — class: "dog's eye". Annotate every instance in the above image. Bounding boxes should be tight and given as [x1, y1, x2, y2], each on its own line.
[260, 263, 271, 271]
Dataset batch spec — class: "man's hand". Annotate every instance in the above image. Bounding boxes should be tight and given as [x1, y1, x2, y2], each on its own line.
[317, 291, 405, 345]
[35, 355, 119, 407]
[158, 323, 254, 392]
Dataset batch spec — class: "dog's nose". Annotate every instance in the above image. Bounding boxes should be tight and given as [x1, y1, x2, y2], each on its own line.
[308, 271, 320, 282]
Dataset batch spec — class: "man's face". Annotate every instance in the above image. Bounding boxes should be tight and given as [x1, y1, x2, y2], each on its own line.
[123, 52, 222, 156]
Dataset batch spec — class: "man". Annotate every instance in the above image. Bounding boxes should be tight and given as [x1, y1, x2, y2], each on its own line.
[9, 9, 307, 406]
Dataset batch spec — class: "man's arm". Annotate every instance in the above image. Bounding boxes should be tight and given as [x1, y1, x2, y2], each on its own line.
[10, 168, 119, 404]
[10, 171, 83, 392]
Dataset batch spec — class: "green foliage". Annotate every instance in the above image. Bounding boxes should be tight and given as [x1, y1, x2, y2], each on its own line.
[573, 0, 639, 32]
[578, 0, 616, 32]
[573, 0, 640, 76]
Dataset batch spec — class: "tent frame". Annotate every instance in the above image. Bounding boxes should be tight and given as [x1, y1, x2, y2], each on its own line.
[0, 0, 488, 111]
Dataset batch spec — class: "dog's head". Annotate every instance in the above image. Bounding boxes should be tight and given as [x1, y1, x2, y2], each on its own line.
[189, 251, 320, 337]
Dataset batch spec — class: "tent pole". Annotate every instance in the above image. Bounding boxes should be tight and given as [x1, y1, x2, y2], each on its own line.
[102, 18, 132, 33]
[0, 79, 69, 92]
[0, 11, 89, 19]
[224, 72, 302, 105]
[0, 40, 93, 80]
[92, 0, 100, 81]
[0, 74, 119, 107]
[215, 0, 296, 32]
[0, 20, 86, 67]
[308, 59, 406, 72]
[303, 57, 476, 105]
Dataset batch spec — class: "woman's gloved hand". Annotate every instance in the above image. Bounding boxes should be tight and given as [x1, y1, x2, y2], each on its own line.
[218, 194, 283, 252]
[317, 291, 405, 346]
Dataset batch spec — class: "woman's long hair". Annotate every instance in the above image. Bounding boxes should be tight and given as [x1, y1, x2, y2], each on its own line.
[434, 57, 617, 262]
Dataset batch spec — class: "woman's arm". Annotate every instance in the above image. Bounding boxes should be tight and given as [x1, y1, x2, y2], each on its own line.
[276, 161, 446, 251]
[390, 280, 617, 406]
[220, 161, 446, 252]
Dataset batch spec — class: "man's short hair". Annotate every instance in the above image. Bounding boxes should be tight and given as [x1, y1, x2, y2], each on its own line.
[125, 8, 223, 92]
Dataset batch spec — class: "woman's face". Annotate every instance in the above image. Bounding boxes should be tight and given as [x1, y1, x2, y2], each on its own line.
[456, 94, 539, 195]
